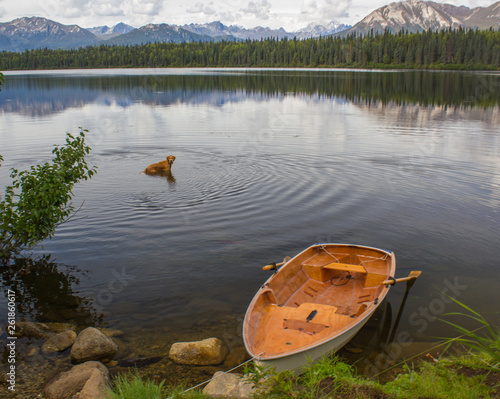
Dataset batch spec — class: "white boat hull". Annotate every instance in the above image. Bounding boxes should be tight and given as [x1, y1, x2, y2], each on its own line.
[254, 305, 377, 373]
[243, 243, 396, 372]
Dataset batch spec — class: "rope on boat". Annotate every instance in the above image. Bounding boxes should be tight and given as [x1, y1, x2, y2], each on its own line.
[318, 244, 389, 268]
[165, 355, 261, 399]
[370, 325, 488, 379]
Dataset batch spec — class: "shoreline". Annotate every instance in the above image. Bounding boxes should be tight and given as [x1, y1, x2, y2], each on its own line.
[2, 64, 500, 73]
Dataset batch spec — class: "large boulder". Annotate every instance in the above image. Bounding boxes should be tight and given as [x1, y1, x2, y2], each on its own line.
[202, 372, 255, 398]
[43, 361, 110, 399]
[79, 367, 110, 399]
[169, 337, 228, 365]
[42, 330, 77, 354]
[71, 327, 118, 363]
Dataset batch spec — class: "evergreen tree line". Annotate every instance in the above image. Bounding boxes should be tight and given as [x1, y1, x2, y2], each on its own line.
[0, 27, 499, 70]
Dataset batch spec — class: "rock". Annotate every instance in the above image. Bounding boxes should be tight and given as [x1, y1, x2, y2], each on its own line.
[169, 337, 228, 366]
[119, 356, 163, 368]
[79, 367, 110, 399]
[14, 321, 51, 339]
[44, 323, 77, 333]
[202, 372, 255, 398]
[344, 346, 364, 354]
[106, 360, 119, 368]
[27, 347, 40, 357]
[42, 330, 77, 354]
[99, 328, 125, 338]
[224, 346, 250, 368]
[43, 361, 110, 399]
[71, 327, 118, 363]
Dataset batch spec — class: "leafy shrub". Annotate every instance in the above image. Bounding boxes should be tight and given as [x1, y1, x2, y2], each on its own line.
[0, 129, 96, 260]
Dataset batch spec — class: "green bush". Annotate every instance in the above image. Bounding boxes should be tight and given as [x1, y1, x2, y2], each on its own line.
[0, 129, 96, 260]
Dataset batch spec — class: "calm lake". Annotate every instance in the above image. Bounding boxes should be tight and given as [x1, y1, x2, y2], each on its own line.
[0, 68, 499, 388]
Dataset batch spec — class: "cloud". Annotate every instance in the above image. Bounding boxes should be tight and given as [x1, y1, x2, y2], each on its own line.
[131, 0, 164, 16]
[186, 2, 216, 15]
[92, 0, 126, 17]
[61, 0, 92, 18]
[218, 11, 241, 23]
[241, 0, 272, 20]
[300, 0, 351, 22]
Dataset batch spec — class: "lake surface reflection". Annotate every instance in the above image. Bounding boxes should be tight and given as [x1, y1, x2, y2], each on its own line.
[0, 68, 499, 379]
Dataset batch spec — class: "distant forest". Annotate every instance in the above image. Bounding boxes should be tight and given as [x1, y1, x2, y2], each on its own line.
[0, 28, 499, 70]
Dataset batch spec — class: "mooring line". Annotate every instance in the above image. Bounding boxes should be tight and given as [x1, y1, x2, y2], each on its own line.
[165, 355, 260, 399]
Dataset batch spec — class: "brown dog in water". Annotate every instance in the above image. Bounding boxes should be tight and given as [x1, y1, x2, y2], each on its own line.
[141, 155, 176, 174]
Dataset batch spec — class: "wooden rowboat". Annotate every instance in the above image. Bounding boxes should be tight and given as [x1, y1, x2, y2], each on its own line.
[243, 243, 398, 372]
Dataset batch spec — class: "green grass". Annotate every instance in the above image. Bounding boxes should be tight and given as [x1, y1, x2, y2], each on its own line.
[105, 352, 499, 399]
[105, 373, 165, 399]
[384, 361, 494, 399]
[105, 372, 210, 399]
[441, 297, 500, 371]
[106, 298, 500, 399]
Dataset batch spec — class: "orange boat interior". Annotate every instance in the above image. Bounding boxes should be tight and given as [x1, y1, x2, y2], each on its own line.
[245, 245, 394, 357]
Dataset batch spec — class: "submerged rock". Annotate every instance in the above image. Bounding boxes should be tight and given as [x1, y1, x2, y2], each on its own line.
[202, 371, 255, 398]
[99, 328, 125, 338]
[44, 323, 77, 333]
[15, 321, 51, 339]
[42, 330, 77, 354]
[119, 356, 163, 368]
[224, 346, 250, 368]
[169, 337, 228, 366]
[71, 327, 118, 363]
[43, 361, 110, 399]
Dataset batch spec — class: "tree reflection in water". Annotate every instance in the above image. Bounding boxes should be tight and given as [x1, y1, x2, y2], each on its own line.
[0, 255, 103, 326]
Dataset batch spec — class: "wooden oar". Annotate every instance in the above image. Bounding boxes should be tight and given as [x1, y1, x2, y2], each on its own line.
[262, 256, 291, 271]
[386, 270, 422, 344]
[383, 271, 421, 285]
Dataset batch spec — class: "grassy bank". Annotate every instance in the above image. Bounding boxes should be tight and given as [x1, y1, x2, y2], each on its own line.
[104, 350, 500, 398]
[106, 301, 499, 398]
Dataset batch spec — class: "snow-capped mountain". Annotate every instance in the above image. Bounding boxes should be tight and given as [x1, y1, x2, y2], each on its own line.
[295, 22, 352, 38]
[182, 20, 351, 40]
[87, 22, 134, 39]
[0, 17, 98, 52]
[338, 0, 500, 36]
[182, 21, 291, 40]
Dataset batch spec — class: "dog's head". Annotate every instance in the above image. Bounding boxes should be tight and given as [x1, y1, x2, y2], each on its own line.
[166, 155, 176, 166]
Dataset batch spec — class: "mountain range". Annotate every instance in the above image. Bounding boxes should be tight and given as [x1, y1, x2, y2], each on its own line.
[0, 0, 498, 52]
[340, 0, 500, 36]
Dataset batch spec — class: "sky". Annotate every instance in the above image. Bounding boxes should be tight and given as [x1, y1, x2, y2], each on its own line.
[0, 0, 497, 31]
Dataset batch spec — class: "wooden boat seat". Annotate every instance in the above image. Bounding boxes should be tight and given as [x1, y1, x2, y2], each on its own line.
[322, 262, 367, 273]
[364, 273, 389, 287]
[302, 261, 367, 282]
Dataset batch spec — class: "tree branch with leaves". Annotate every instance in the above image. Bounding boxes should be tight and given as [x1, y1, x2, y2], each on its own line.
[0, 129, 97, 261]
